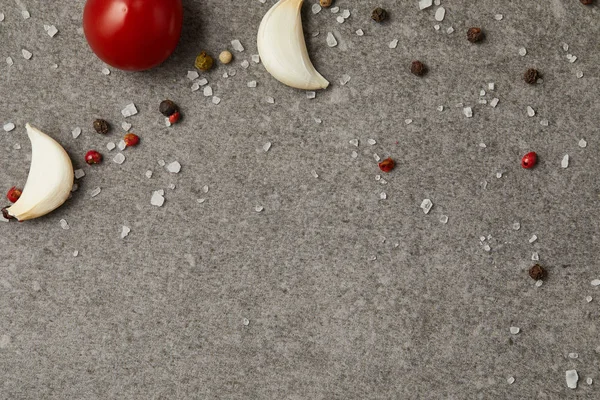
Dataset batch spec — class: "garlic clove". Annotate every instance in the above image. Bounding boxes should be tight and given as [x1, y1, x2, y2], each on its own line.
[3, 124, 74, 221]
[257, 0, 329, 90]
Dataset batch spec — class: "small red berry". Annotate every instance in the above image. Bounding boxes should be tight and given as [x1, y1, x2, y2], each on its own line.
[521, 152, 537, 169]
[378, 157, 395, 173]
[85, 150, 102, 165]
[124, 133, 140, 147]
[168, 111, 181, 124]
[6, 187, 22, 203]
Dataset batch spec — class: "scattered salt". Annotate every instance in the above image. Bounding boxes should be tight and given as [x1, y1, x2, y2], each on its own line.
[74, 169, 85, 179]
[203, 86, 213, 96]
[117, 140, 126, 151]
[586, 296, 593, 303]
[341, 9, 350, 18]
[351, 151, 358, 159]
[496, 172, 503, 179]
[44, 25, 58, 38]
[349, 139, 359, 147]
[566, 370, 578, 389]
[120, 226, 130, 239]
[340, 74, 351, 85]
[73, 251, 78, 257]
[568, 352, 579, 359]
[576, 71, 583, 79]
[540, 119, 549, 127]
[311, 170, 319, 178]
[512, 222, 521, 230]
[231, 39, 244, 52]
[562, 43, 569, 51]
[356, 29, 364, 36]
[405, 119, 413, 125]
[191, 82, 200, 91]
[388, 39, 399, 49]
[490, 98, 499, 108]
[434, 25, 440, 31]
[151, 191, 165, 207]
[60, 219, 69, 230]
[437, 105, 444, 112]
[440, 215, 449, 224]
[121, 103, 137, 117]
[519, 47, 527, 56]
[532, 252, 540, 261]
[373, 154, 380, 162]
[367, 139, 376, 146]
[263, 142, 271, 152]
[306, 91, 316, 99]
[561, 155, 569, 169]
[578, 139, 587, 148]
[197, 198, 206, 204]
[106, 142, 115, 151]
[266, 96, 275, 104]
[587, 378, 593, 385]
[166, 161, 181, 173]
[591, 279, 600, 286]
[0, 13, 4, 22]
[89, 187, 101, 198]
[535, 280, 543, 287]
[158, 160, 166, 167]
[243, 318, 250, 326]
[212, 96, 221, 105]
[187, 70, 199, 80]
[420, 199, 433, 214]
[312, 4, 321, 14]
[336, 16, 345, 23]
[330, 6, 339, 13]
[379, 192, 387, 200]
[435, 7, 446, 21]
[494, 14, 503, 21]
[121, 122, 132, 131]
[480, 90, 486, 97]
[247, 81, 257, 88]
[507, 377, 515, 385]
[446, 26, 454, 34]
[6, 57, 13, 66]
[463, 107, 473, 118]
[488, 82, 495, 91]
[326, 32, 337, 47]
[13, 144, 20, 150]
[510, 327, 520, 334]
[526, 106, 535, 117]
[113, 153, 125, 165]
[529, 234, 538, 244]
[202, 185, 209, 193]
[145, 170, 153, 179]
[21, 10, 30, 19]
[252, 54, 260, 63]
[255, 205, 264, 212]
[197, 78, 208, 86]
[314, 117, 322, 124]
[419, 0, 433, 10]
[22, 49, 32, 60]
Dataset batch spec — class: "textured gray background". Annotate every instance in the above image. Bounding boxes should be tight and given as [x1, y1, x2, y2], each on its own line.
[1, 0, 600, 398]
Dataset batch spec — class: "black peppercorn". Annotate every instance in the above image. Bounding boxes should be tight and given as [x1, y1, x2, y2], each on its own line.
[93, 119, 110, 134]
[411, 61, 426, 76]
[159, 100, 178, 117]
[529, 264, 547, 280]
[371, 7, 387, 23]
[467, 27, 484, 43]
[524, 68, 539, 85]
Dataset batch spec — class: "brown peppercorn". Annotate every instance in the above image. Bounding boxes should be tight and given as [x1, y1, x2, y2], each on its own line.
[159, 100, 178, 117]
[93, 119, 110, 134]
[411, 61, 427, 76]
[467, 27, 484, 43]
[524, 68, 539, 85]
[194, 52, 213, 71]
[320, 0, 332, 7]
[529, 264, 547, 280]
[371, 7, 387, 23]
[580, 0, 593, 4]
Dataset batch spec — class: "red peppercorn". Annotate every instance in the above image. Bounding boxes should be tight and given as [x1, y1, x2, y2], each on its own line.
[6, 187, 22, 203]
[85, 150, 102, 165]
[124, 133, 140, 147]
[168, 111, 181, 124]
[521, 152, 537, 169]
[378, 157, 395, 173]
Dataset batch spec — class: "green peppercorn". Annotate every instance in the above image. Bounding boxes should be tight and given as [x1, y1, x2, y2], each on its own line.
[93, 119, 110, 134]
[195, 52, 214, 71]
[159, 100, 178, 117]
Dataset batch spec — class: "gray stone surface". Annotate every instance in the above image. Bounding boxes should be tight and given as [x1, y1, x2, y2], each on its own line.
[1, 0, 599, 398]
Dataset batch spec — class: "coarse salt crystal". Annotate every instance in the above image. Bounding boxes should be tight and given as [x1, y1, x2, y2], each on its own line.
[306, 91, 316, 99]
[488, 82, 495, 90]
[434, 25, 440, 31]
[101, 68, 110, 75]
[435, 7, 446, 21]
[478, 99, 488, 105]
[566, 370, 578, 389]
[510, 327, 520, 334]
[405, 119, 413, 125]
[89, 187, 101, 198]
[340, 74, 351, 85]
[356, 29, 364, 36]
[203, 86, 213, 96]
[561, 155, 569, 169]
[151, 191, 165, 207]
[529, 234, 538, 244]
[45, 25, 58, 37]
[527, 106, 535, 117]
[480, 90, 486, 97]
[252, 54, 260, 63]
[336, 16, 345, 23]
[568, 352, 578, 359]
[440, 215, 449, 224]
[121, 103, 137, 117]
[312, 4, 321, 14]
[349, 139, 358, 147]
[263, 142, 271, 152]
[494, 14, 503, 21]
[3, 122, 15, 132]
[342, 9, 350, 18]
[490, 98, 499, 108]
[266, 96, 275, 104]
[145, 170, 153, 179]
[591, 279, 600, 286]
[311, 170, 319, 178]
[247, 81, 257, 88]
[519, 47, 527, 56]
[197, 198, 206, 204]
[419, 0, 433, 10]
[166, 161, 181, 173]
[532, 252, 540, 261]
[13, 144, 20, 150]
[60, 219, 69, 230]
[586, 378, 593, 385]
[330, 6, 339, 13]
[231, 40, 244, 52]
[187, 70, 199, 80]
[212, 96, 221, 105]
[351, 151, 358, 159]
[586, 296, 593, 303]
[22, 10, 30, 19]
[535, 280, 543, 287]
[22, 49, 32, 59]
[202, 185, 209, 193]
[447, 26, 454, 34]
[121, 122, 132, 131]
[243, 318, 250, 326]
[6, 57, 13, 66]
[373, 154, 380, 162]
[479, 143, 486, 148]
[540, 119, 549, 127]
[74, 169, 85, 179]
[73, 251, 78, 257]
[314, 117, 322, 124]
[120, 226, 130, 239]
[117, 140, 126, 151]
[106, 142, 115, 151]
[0, 13, 4, 22]
[326, 32, 337, 47]
[191, 82, 200, 91]
[496, 172, 503, 179]
[158, 160, 165, 167]
[420, 199, 433, 214]
[255, 205, 264, 212]
[197, 78, 208, 86]
[512, 222, 521, 230]
[69, 127, 81, 139]
[562, 43, 569, 51]
[507, 377, 515, 385]
[463, 107, 473, 118]
[240, 60, 249, 69]
[388, 39, 399, 49]
[578, 139, 587, 148]
[113, 153, 125, 164]
[576, 71, 583, 79]
[367, 139, 376, 145]
[379, 192, 387, 200]
[437, 105, 444, 112]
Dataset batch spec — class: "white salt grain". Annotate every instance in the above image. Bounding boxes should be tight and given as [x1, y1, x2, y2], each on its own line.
[266, 96, 275, 104]
[591, 279, 600, 286]
[202, 185, 209, 193]
[311, 170, 319, 178]
[490, 98, 499, 108]
[527, 106, 535, 117]
[73, 251, 78, 257]
[562, 43, 569, 51]
[0, 13, 4, 22]
[89, 187, 101, 198]
[45, 25, 58, 38]
[519, 47, 527, 56]
[101, 68, 110, 75]
[420, 199, 433, 214]
[356, 29, 364, 36]
[243, 318, 250, 326]
[367, 138, 376, 145]
[158, 160, 166, 167]
[151, 191, 165, 207]
[340, 74, 351, 85]
[576, 71, 583, 79]
[247, 81, 257, 88]
[342, 9, 350, 18]
[187, 70, 199, 80]
[434, 25, 440, 31]
[488, 82, 495, 91]
[507, 377, 515, 385]
[241, 60, 250, 69]
[120, 226, 130, 239]
[121, 103, 138, 117]
[74, 169, 85, 179]
[463, 107, 473, 118]
[351, 151, 358, 159]
[446, 26, 454, 34]
[326, 32, 338, 47]
[512, 222, 521, 230]
[496, 172, 503, 179]
[263, 142, 271, 152]
[22, 10, 30, 19]
[312, 4, 321, 14]
[388, 39, 399, 49]
[117, 140, 126, 151]
[532, 252, 540, 261]
[106, 142, 115, 151]
[405, 119, 413, 125]
[578, 139, 587, 148]
[568, 352, 579, 359]
[212, 96, 221, 105]
[586, 378, 593, 385]
[191, 82, 200, 91]
[349, 139, 359, 147]
[336, 16, 345, 23]
[540, 119, 549, 127]
[145, 170, 153, 179]
[231, 40, 244, 52]
[440, 215, 449, 224]
[252, 54, 260, 63]
[69, 127, 81, 139]
[561, 155, 569, 169]
[166, 161, 181, 173]
[197, 78, 208, 86]
[306, 91, 316, 99]
[197, 198, 206, 204]
[494, 14, 503, 21]
[203, 86, 213, 96]
[380, 192, 387, 200]
[113, 153, 125, 165]
[330, 6, 339, 13]
[60, 219, 69, 230]
[566, 370, 578, 389]
[13, 144, 20, 150]
[586, 296, 593, 303]
[480, 90, 486, 97]
[535, 280, 543, 287]
[510, 327, 520, 334]
[419, 0, 433, 10]
[529, 234, 538, 244]
[22, 49, 32, 60]
[314, 117, 322, 124]
[373, 154, 380, 162]
[6, 57, 13, 66]
[165, 118, 172, 127]
[435, 7, 446, 21]
[437, 105, 444, 112]
[255, 205, 264, 212]
[479, 143, 486, 148]
[121, 122, 132, 131]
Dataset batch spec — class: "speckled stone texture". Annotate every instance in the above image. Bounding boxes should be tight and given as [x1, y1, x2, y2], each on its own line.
[1, 1, 599, 399]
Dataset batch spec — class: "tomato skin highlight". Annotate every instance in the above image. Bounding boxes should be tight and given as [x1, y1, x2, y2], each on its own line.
[83, 0, 183, 71]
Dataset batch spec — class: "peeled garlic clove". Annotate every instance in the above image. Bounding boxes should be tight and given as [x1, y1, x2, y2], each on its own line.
[3, 124, 74, 221]
[257, 0, 329, 90]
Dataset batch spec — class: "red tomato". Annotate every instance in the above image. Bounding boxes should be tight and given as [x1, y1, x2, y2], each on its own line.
[83, 0, 183, 71]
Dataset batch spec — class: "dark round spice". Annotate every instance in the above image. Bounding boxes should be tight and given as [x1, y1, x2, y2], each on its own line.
[320, 0, 332, 7]
[411, 61, 426, 76]
[371, 7, 387, 23]
[159, 100, 178, 117]
[580, 0, 593, 4]
[524, 68, 539, 85]
[529, 264, 547, 280]
[467, 27, 484, 43]
[93, 119, 110, 134]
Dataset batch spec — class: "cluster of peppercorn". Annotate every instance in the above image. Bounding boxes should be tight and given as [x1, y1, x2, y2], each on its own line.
[86, 119, 140, 166]
[160, 100, 181, 125]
